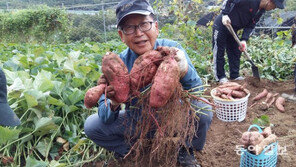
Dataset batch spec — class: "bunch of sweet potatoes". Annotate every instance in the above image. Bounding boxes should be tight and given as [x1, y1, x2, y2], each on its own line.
[252, 88, 286, 112]
[240, 127, 277, 155]
[130, 47, 181, 107]
[213, 82, 249, 100]
[84, 47, 183, 109]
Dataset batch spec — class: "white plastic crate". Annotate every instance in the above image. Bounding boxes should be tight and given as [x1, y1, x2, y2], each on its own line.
[210, 88, 250, 122]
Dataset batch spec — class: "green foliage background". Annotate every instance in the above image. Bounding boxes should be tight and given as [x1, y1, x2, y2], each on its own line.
[0, 41, 127, 166]
[0, 6, 69, 43]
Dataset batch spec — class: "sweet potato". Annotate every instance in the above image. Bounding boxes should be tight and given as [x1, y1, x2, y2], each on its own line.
[221, 94, 230, 99]
[249, 132, 265, 146]
[240, 132, 251, 148]
[240, 131, 264, 148]
[264, 93, 273, 103]
[157, 46, 187, 78]
[240, 127, 277, 155]
[267, 96, 276, 107]
[219, 88, 232, 95]
[226, 91, 235, 100]
[254, 134, 277, 155]
[268, 93, 279, 107]
[275, 96, 286, 112]
[130, 50, 163, 92]
[156, 46, 175, 57]
[213, 89, 222, 97]
[84, 84, 106, 109]
[219, 88, 246, 98]
[102, 52, 130, 103]
[259, 92, 273, 110]
[217, 82, 240, 88]
[231, 90, 247, 98]
[252, 89, 268, 101]
[262, 127, 272, 138]
[214, 82, 248, 100]
[226, 85, 244, 91]
[149, 56, 180, 107]
[259, 92, 279, 110]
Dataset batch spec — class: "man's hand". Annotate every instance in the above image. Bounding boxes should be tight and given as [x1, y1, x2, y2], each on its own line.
[222, 15, 231, 25]
[156, 46, 188, 78]
[239, 40, 247, 52]
[97, 75, 120, 108]
[105, 85, 120, 109]
[97, 74, 107, 85]
[172, 47, 188, 78]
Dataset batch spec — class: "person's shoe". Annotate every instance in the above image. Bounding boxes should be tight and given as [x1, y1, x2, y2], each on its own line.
[281, 93, 296, 102]
[233, 76, 245, 81]
[177, 148, 201, 167]
[219, 77, 229, 84]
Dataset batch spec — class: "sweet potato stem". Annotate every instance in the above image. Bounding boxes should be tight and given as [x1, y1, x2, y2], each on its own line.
[190, 105, 210, 115]
[189, 93, 216, 107]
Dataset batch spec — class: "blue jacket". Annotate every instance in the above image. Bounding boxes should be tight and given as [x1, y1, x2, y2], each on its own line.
[98, 39, 203, 124]
[221, 0, 265, 41]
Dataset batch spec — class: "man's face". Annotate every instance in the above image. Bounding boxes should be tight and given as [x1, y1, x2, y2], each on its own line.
[265, 0, 276, 11]
[118, 14, 159, 55]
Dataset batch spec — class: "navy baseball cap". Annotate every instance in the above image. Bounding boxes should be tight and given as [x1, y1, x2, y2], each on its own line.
[116, 0, 155, 27]
[0, 68, 21, 127]
[273, 0, 285, 9]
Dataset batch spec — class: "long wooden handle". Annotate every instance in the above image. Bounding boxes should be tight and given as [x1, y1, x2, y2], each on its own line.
[225, 24, 253, 61]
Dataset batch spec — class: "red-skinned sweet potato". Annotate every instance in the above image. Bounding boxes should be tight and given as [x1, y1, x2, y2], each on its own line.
[84, 84, 106, 109]
[130, 50, 163, 92]
[149, 56, 180, 107]
[252, 89, 268, 101]
[102, 52, 130, 103]
[231, 90, 247, 98]
[218, 82, 240, 88]
[240, 131, 265, 148]
[275, 96, 285, 112]
[214, 82, 249, 100]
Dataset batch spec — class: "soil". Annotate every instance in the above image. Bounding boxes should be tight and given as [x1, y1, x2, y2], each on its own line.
[197, 77, 296, 167]
[91, 77, 296, 167]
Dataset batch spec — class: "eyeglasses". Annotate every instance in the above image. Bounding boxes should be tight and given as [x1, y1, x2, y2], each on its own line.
[121, 21, 154, 35]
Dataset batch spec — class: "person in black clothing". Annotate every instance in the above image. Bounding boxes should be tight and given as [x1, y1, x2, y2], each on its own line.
[212, 0, 285, 84]
[0, 68, 21, 127]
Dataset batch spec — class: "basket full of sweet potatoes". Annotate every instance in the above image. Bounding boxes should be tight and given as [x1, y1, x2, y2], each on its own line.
[239, 124, 278, 167]
[210, 82, 250, 122]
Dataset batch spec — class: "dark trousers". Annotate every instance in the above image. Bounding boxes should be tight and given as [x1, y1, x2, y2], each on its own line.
[84, 99, 213, 156]
[212, 14, 242, 81]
